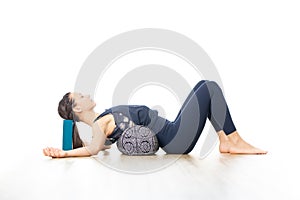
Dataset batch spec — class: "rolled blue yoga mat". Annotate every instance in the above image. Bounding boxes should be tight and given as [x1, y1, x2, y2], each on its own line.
[63, 120, 73, 150]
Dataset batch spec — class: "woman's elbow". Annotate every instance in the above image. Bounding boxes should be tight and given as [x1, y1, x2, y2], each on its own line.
[85, 146, 102, 156]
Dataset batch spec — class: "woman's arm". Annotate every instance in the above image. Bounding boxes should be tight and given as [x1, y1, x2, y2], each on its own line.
[43, 123, 107, 158]
[83, 123, 107, 155]
[43, 146, 91, 158]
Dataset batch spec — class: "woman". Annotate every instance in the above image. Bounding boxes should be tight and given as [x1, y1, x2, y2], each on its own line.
[43, 80, 267, 158]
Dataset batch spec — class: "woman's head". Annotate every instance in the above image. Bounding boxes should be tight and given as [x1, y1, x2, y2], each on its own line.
[58, 92, 96, 122]
[58, 92, 89, 149]
[58, 92, 78, 121]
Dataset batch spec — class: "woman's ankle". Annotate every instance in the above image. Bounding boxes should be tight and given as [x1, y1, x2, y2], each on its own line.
[217, 130, 228, 140]
[227, 131, 241, 144]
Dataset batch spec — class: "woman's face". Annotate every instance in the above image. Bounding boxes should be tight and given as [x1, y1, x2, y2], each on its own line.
[69, 92, 96, 112]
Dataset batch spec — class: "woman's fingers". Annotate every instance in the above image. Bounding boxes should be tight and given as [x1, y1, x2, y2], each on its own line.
[43, 148, 49, 156]
[44, 147, 56, 157]
[43, 147, 52, 156]
[49, 148, 55, 157]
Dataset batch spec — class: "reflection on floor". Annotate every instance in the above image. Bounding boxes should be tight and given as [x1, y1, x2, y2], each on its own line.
[0, 145, 299, 200]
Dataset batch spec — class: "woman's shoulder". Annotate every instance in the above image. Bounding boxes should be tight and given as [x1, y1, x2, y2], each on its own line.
[95, 105, 148, 119]
[109, 105, 150, 112]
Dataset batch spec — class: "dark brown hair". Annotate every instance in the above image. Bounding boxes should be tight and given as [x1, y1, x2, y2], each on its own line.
[58, 92, 83, 149]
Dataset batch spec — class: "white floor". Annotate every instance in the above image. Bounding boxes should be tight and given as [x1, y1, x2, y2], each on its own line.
[1, 144, 299, 200]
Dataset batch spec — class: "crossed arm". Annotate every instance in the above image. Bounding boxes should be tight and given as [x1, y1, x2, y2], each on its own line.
[43, 123, 110, 158]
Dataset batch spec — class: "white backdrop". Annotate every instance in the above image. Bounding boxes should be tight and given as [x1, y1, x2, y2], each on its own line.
[0, 0, 299, 172]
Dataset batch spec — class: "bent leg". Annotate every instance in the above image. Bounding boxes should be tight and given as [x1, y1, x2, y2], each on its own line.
[205, 81, 236, 135]
[158, 80, 237, 154]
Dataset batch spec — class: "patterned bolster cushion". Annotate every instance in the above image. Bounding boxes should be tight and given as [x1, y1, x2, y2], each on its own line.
[116, 125, 159, 156]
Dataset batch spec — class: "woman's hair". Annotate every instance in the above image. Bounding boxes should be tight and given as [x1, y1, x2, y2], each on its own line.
[58, 92, 83, 149]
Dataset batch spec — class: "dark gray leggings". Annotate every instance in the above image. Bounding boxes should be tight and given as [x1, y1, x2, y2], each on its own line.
[156, 80, 236, 154]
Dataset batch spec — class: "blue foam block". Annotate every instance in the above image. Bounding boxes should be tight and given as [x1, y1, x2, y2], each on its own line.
[62, 120, 73, 150]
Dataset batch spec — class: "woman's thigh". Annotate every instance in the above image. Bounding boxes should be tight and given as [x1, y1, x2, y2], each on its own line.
[157, 80, 211, 154]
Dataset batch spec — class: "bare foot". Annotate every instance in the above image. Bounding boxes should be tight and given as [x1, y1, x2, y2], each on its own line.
[218, 131, 267, 154]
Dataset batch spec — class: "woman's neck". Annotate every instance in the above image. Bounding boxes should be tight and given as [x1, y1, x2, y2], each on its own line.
[78, 110, 99, 126]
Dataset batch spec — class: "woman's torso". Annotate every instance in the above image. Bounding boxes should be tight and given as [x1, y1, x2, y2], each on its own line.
[94, 105, 171, 145]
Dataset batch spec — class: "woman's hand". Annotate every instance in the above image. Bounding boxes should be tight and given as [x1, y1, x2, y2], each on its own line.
[43, 147, 67, 158]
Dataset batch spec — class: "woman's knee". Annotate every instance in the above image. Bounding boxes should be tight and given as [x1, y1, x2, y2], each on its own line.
[204, 80, 223, 94]
[193, 80, 209, 91]
[196, 80, 221, 90]
[206, 80, 220, 87]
